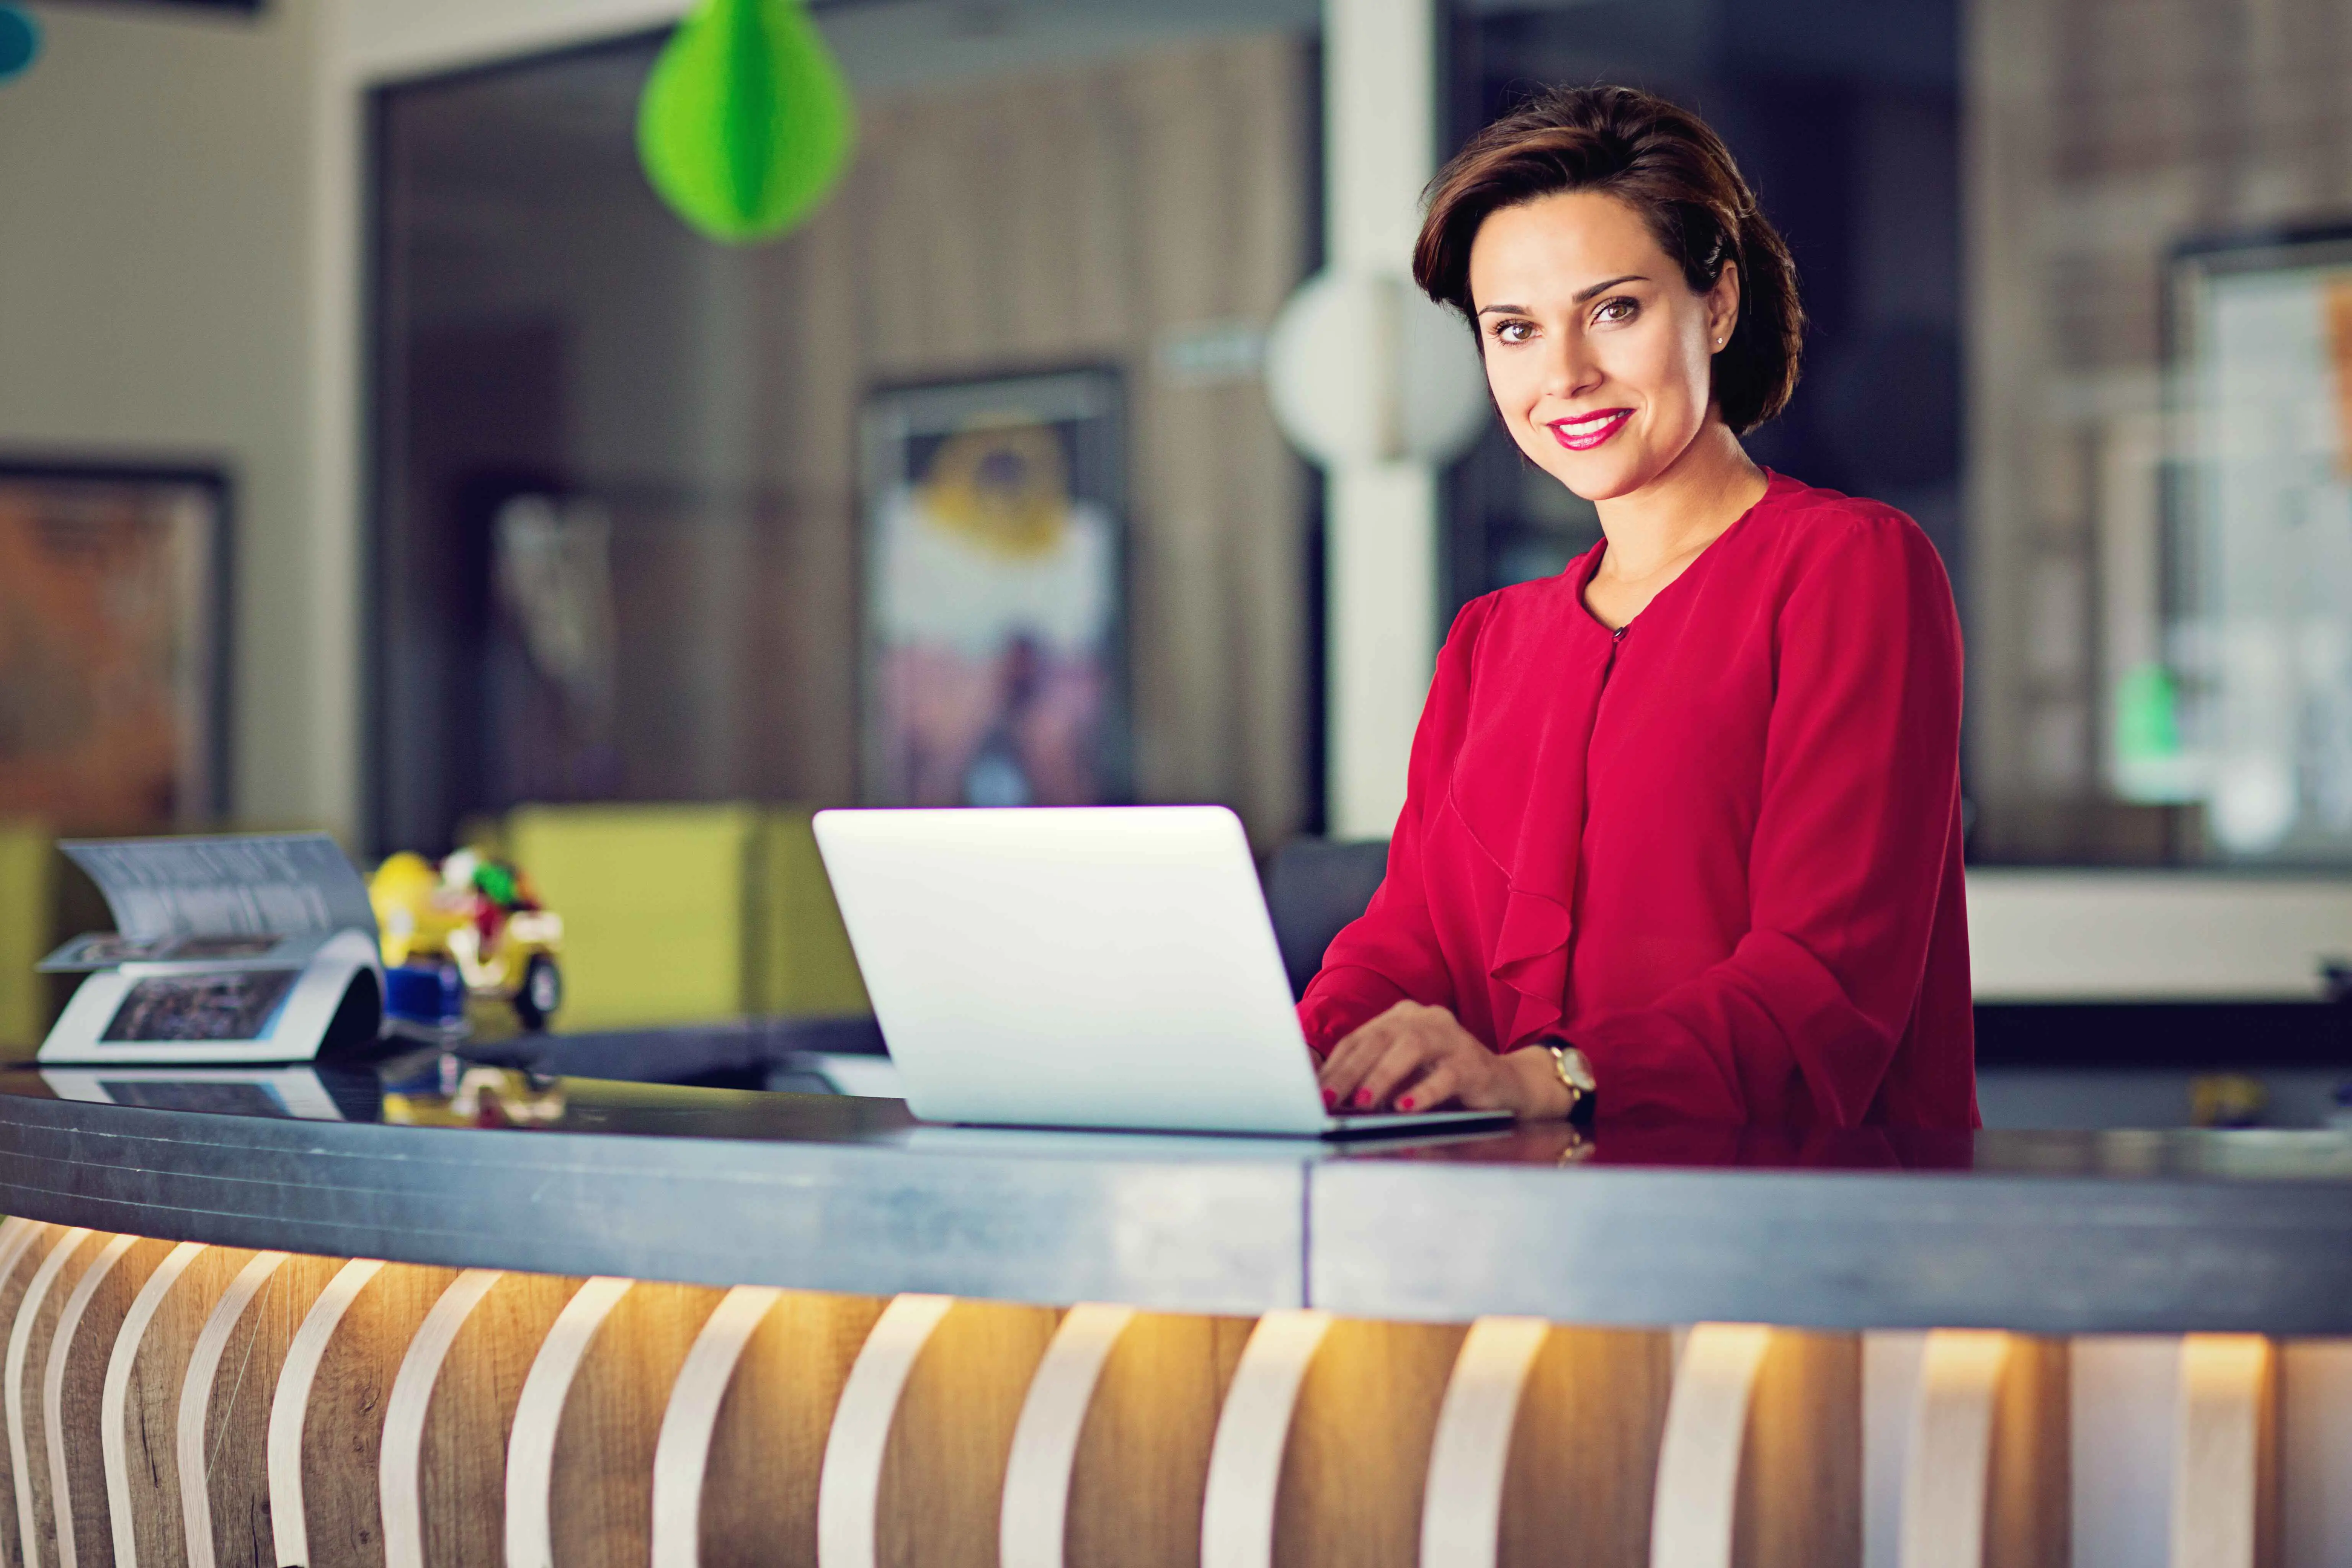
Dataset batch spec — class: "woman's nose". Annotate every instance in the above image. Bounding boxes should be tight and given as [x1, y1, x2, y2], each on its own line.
[1540, 333, 1600, 400]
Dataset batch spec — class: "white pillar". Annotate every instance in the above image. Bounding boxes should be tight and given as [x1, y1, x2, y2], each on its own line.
[309, 0, 364, 846]
[1321, 0, 1441, 840]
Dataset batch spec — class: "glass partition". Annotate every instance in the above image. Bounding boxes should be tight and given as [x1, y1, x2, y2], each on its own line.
[2158, 230, 2352, 863]
[1962, 0, 2352, 863]
[370, 13, 1317, 857]
[1455, 0, 2352, 867]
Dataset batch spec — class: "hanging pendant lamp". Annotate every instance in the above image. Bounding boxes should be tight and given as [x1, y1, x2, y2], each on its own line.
[637, 0, 854, 244]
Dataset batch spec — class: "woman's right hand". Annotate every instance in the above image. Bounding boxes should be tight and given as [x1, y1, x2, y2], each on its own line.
[1315, 1001, 1572, 1120]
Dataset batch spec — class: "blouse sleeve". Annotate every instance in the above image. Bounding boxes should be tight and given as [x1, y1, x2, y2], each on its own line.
[1571, 517, 1965, 1125]
[1294, 599, 1491, 1055]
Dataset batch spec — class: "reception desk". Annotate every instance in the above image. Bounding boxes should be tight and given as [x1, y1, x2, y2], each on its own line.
[1, 1068, 2348, 1568]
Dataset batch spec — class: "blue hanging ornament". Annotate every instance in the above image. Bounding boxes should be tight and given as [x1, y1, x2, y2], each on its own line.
[0, 5, 39, 86]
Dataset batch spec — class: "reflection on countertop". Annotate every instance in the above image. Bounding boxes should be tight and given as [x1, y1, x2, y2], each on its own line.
[7, 1059, 2351, 1183]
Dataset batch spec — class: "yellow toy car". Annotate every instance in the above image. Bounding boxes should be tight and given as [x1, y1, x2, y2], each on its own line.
[371, 849, 565, 1033]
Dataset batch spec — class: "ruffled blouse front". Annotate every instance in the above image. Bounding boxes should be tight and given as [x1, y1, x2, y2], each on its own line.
[1297, 471, 1977, 1129]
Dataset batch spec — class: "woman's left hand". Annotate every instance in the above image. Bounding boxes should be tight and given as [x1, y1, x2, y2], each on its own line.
[1316, 1001, 1572, 1120]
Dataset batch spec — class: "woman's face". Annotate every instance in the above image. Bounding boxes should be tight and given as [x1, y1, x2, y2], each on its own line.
[1467, 190, 1740, 503]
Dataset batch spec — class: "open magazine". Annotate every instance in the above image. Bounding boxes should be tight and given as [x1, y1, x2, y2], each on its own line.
[34, 833, 384, 1065]
[39, 832, 376, 972]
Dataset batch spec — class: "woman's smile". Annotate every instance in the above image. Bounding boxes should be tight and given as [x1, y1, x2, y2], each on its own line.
[1547, 408, 1633, 451]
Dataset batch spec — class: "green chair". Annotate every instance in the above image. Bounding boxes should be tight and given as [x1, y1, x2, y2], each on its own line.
[754, 807, 871, 1018]
[507, 804, 763, 1032]
[503, 802, 872, 1033]
[0, 823, 50, 1050]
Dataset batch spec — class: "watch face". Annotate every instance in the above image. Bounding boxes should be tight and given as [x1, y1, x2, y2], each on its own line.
[1559, 1047, 1598, 1093]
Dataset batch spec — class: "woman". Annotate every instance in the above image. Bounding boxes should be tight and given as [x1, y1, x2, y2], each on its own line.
[1303, 86, 1975, 1129]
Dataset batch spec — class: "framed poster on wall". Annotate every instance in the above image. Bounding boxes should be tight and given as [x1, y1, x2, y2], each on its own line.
[0, 460, 231, 833]
[858, 369, 1129, 808]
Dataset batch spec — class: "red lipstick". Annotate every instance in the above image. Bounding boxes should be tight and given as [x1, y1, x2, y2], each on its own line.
[1547, 408, 1632, 451]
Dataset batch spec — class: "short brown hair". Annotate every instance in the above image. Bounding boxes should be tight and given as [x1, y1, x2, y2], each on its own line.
[1414, 85, 1804, 434]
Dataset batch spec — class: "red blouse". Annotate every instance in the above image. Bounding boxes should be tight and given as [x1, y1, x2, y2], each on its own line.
[1298, 472, 1976, 1129]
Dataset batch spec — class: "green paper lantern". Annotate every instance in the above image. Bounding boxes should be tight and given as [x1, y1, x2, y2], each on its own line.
[637, 0, 854, 244]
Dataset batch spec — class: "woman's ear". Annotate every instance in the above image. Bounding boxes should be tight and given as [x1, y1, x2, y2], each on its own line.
[1707, 261, 1742, 352]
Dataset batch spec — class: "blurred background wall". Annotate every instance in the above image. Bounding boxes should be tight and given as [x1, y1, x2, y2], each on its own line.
[1969, 0, 2352, 862]
[372, 20, 1314, 851]
[0, 0, 349, 833]
[6, 0, 2344, 870]
[0, 0, 2346, 1118]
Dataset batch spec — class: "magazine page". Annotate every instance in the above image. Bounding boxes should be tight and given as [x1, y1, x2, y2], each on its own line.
[59, 833, 377, 943]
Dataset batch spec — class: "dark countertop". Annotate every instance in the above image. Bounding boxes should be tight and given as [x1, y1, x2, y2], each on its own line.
[3, 1066, 2349, 1332]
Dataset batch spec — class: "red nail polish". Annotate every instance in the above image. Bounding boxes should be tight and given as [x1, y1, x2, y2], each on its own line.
[1322, 1089, 1336, 1109]
[1353, 1090, 1372, 1109]
[1398, 1096, 1415, 1111]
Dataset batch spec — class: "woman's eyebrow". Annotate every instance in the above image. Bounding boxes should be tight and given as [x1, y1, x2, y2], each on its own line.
[1474, 274, 1651, 316]
[1572, 273, 1648, 303]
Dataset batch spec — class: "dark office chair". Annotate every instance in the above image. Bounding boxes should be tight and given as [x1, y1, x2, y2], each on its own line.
[1263, 838, 1392, 1000]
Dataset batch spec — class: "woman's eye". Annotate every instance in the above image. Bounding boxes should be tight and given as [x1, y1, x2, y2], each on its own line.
[1592, 297, 1638, 325]
[1490, 320, 1535, 345]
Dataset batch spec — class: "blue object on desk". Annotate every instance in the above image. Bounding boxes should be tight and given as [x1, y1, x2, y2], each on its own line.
[0, 6, 40, 85]
[385, 962, 464, 1025]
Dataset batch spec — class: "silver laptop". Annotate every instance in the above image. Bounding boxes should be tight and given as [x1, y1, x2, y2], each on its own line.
[812, 805, 1511, 1139]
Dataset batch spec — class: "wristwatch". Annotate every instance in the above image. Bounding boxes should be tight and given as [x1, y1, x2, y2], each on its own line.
[1536, 1036, 1597, 1122]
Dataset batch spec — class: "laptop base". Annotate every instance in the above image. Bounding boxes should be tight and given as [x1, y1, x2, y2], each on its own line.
[1318, 1108, 1514, 1140]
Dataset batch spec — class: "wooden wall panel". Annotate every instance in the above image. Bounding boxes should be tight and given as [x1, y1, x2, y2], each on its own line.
[1898, 1331, 2069, 1568]
[176, 1251, 343, 1568]
[510, 1279, 723, 1568]
[1001, 1305, 1136, 1568]
[870, 1300, 1061, 1568]
[1653, 1325, 1861, 1568]
[657, 1287, 883, 1568]
[100, 1245, 253, 1568]
[1984, 1336, 2068, 1568]
[0, 1213, 2328, 1568]
[2172, 1335, 2278, 1568]
[1200, 1309, 1330, 1568]
[1271, 1318, 1468, 1568]
[1492, 1325, 1673, 1568]
[1060, 1312, 1251, 1568]
[1733, 1329, 1861, 1568]
[1420, 1317, 1549, 1568]
[10, 1228, 101, 1568]
[509, 1279, 633, 1568]
[270, 1261, 460, 1568]
[384, 1270, 578, 1568]
[0, 1223, 54, 1568]
[46, 1233, 173, 1568]
[819, 1294, 956, 1568]
[2277, 1338, 2352, 1568]
[996, 1305, 1252, 1568]
[0, 1230, 39, 1301]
